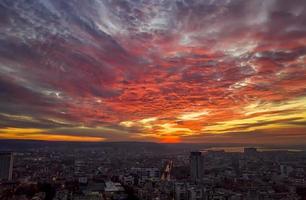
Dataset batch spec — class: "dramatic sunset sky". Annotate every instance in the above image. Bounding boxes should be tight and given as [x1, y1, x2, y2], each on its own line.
[0, 0, 306, 144]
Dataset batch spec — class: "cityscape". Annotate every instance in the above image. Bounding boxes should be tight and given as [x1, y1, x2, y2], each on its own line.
[1, 142, 306, 199]
[1, 0, 306, 199]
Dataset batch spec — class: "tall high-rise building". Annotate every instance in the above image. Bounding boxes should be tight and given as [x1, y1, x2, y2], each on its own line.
[0, 152, 14, 181]
[190, 151, 203, 182]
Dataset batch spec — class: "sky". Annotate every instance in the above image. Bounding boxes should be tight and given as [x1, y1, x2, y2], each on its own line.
[0, 0, 306, 144]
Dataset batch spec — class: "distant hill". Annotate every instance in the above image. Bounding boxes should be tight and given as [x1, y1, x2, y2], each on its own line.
[0, 139, 165, 151]
[0, 139, 305, 152]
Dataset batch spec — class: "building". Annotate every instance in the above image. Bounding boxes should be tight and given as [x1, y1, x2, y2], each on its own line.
[0, 152, 14, 181]
[244, 148, 258, 156]
[187, 186, 205, 200]
[104, 181, 127, 199]
[190, 152, 203, 182]
[131, 167, 160, 181]
[141, 167, 160, 180]
[280, 164, 293, 177]
[174, 182, 188, 200]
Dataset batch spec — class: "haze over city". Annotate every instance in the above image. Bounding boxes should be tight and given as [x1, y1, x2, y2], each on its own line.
[1, 0, 306, 144]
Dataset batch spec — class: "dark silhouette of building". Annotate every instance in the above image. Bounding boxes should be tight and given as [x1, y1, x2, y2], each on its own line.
[190, 152, 203, 182]
[0, 152, 14, 181]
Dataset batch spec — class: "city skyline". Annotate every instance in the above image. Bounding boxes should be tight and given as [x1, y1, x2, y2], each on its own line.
[1, 0, 306, 144]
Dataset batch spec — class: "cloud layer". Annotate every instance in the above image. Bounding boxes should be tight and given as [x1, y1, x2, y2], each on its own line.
[0, 0, 306, 143]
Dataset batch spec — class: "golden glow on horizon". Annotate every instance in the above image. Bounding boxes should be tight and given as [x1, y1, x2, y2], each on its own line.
[113, 96, 306, 144]
[1, 127, 43, 134]
[2, 96, 305, 142]
[119, 96, 306, 141]
[159, 136, 181, 143]
[0, 127, 105, 142]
